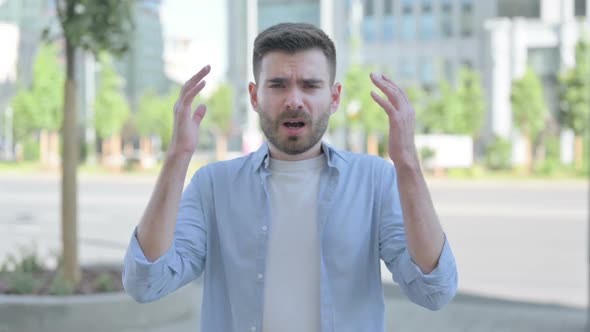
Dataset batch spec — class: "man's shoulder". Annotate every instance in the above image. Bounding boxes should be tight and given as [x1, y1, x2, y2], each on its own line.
[332, 148, 393, 169]
[194, 153, 255, 179]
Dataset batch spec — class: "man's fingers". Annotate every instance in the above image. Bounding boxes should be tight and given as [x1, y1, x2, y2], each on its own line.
[381, 74, 411, 104]
[181, 65, 211, 97]
[192, 104, 207, 124]
[370, 72, 402, 111]
[182, 80, 207, 108]
[370, 91, 395, 117]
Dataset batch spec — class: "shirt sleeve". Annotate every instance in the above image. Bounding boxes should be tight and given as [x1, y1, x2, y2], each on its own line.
[122, 168, 208, 303]
[378, 163, 458, 311]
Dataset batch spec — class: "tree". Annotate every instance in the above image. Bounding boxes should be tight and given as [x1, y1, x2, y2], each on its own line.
[559, 36, 590, 169]
[11, 43, 64, 165]
[406, 85, 428, 134]
[136, 89, 163, 167]
[421, 81, 463, 134]
[93, 53, 130, 169]
[511, 67, 548, 171]
[456, 67, 486, 141]
[202, 83, 234, 161]
[335, 64, 386, 154]
[53, 0, 134, 284]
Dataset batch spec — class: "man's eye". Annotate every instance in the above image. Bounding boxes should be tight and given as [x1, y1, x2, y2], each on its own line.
[304, 84, 319, 89]
[270, 83, 284, 88]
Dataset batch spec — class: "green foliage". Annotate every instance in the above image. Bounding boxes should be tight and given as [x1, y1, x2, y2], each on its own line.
[93, 53, 130, 139]
[559, 37, 590, 136]
[333, 64, 387, 135]
[7, 272, 39, 294]
[422, 81, 462, 134]
[510, 67, 547, 139]
[21, 135, 41, 161]
[406, 85, 428, 133]
[94, 272, 115, 293]
[485, 135, 513, 170]
[48, 270, 75, 296]
[203, 83, 234, 136]
[136, 89, 164, 137]
[534, 135, 562, 176]
[1, 247, 43, 294]
[54, 0, 134, 56]
[11, 43, 64, 140]
[456, 68, 486, 139]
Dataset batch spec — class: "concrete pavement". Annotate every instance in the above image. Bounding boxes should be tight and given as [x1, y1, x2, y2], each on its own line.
[0, 173, 587, 331]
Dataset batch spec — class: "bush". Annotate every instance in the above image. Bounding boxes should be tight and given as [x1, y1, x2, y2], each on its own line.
[48, 271, 74, 296]
[94, 272, 116, 293]
[485, 136, 512, 170]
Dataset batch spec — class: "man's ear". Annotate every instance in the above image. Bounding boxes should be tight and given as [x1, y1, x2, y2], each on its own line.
[329, 82, 342, 114]
[248, 82, 258, 112]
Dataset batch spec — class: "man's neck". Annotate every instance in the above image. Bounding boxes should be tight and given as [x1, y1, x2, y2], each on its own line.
[268, 141, 323, 161]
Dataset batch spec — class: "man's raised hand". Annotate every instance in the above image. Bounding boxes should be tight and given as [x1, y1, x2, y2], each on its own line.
[168, 65, 211, 158]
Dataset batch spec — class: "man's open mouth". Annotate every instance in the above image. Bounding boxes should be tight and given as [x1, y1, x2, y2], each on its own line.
[284, 121, 306, 128]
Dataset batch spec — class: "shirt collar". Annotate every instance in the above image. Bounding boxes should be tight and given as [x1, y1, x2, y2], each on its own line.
[251, 141, 349, 171]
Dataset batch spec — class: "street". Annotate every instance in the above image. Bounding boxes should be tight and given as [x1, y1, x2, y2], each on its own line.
[0, 171, 587, 309]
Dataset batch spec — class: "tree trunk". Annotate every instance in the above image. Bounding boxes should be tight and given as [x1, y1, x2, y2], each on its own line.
[40, 129, 48, 165]
[140, 136, 156, 169]
[49, 130, 60, 168]
[366, 133, 379, 156]
[574, 135, 583, 170]
[216, 134, 227, 161]
[523, 135, 532, 173]
[102, 135, 123, 171]
[61, 40, 80, 285]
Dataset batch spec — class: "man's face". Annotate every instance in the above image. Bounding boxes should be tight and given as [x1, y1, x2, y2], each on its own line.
[249, 49, 341, 156]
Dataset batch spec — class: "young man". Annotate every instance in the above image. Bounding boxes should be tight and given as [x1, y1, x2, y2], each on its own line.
[123, 23, 457, 332]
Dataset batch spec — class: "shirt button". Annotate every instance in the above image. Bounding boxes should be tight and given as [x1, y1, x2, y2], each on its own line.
[251, 326, 257, 332]
[261, 225, 268, 231]
[257, 274, 263, 280]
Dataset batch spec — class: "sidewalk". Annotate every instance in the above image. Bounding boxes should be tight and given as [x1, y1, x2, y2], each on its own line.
[129, 281, 587, 332]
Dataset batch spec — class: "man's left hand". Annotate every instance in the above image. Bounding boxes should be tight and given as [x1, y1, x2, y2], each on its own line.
[370, 73, 419, 167]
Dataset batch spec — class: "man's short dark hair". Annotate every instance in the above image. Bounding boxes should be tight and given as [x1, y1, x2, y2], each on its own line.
[253, 22, 337, 84]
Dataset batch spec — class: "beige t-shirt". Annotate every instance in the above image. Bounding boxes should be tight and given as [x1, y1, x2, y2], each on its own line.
[262, 153, 326, 332]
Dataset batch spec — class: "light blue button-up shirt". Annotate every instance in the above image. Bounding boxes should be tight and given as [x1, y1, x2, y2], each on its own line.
[123, 142, 458, 332]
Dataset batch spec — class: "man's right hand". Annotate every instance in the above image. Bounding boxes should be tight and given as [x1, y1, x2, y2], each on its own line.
[167, 64, 211, 158]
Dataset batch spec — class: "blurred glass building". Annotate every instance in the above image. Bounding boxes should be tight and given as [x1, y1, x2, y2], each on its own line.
[228, 0, 589, 159]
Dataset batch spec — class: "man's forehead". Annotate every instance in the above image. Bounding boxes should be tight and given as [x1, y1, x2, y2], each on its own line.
[259, 50, 329, 79]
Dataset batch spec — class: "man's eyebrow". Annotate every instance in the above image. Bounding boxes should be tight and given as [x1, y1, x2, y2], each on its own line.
[265, 77, 288, 84]
[301, 78, 324, 85]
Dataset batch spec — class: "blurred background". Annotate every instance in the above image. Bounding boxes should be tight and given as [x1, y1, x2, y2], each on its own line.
[0, 0, 588, 331]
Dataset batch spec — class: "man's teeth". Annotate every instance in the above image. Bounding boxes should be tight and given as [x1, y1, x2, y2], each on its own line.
[285, 122, 305, 128]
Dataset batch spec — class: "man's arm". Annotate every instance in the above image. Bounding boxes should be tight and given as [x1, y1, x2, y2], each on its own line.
[136, 65, 210, 262]
[393, 159, 444, 273]
[370, 72, 446, 273]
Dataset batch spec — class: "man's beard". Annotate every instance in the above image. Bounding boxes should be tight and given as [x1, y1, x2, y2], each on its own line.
[258, 107, 330, 156]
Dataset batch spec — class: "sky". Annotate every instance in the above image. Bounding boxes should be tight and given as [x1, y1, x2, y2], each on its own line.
[160, 0, 229, 92]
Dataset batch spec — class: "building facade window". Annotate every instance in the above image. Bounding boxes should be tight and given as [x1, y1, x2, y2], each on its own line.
[400, 58, 417, 81]
[420, 14, 435, 40]
[384, 0, 394, 15]
[575, 0, 587, 17]
[421, 0, 433, 13]
[420, 57, 435, 84]
[363, 16, 378, 42]
[383, 15, 395, 41]
[441, 14, 453, 38]
[364, 0, 374, 16]
[460, 0, 473, 37]
[402, 0, 413, 14]
[401, 15, 416, 40]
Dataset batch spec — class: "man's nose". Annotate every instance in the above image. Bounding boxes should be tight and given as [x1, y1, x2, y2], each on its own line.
[285, 87, 304, 110]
